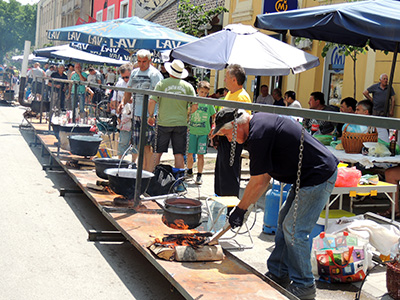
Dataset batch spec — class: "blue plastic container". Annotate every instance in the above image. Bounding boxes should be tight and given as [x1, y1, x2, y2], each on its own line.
[263, 181, 292, 234]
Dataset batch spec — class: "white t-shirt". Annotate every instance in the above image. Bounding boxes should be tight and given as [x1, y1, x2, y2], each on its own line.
[288, 100, 302, 108]
[127, 65, 163, 117]
[106, 72, 116, 84]
[256, 94, 274, 105]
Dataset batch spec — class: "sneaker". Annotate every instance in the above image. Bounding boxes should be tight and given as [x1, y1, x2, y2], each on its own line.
[174, 181, 187, 193]
[265, 272, 291, 289]
[195, 175, 203, 185]
[287, 283, 316, 300]
[185, 173, 193, 179]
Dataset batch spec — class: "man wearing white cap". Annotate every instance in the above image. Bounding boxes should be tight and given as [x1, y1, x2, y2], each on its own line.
[148, 59, 197, 170]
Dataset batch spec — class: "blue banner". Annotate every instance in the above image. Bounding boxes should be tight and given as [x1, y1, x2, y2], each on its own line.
[263, 0, 298, 14]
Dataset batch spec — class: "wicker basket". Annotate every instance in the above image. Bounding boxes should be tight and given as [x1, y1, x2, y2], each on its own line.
[341, 124, 378, 154]
[387, 261, 400, 300]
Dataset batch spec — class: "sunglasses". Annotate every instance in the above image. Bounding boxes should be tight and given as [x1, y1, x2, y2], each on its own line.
[122, 76, 130, 79]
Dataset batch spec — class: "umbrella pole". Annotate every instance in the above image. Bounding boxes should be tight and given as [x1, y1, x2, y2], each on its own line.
[385, 42, 398, 116]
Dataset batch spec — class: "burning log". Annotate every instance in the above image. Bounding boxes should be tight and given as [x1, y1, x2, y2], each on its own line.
[148, 232, 224, 262]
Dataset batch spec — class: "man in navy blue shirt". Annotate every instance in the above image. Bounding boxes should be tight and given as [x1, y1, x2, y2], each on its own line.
[212, 108, 338, 300]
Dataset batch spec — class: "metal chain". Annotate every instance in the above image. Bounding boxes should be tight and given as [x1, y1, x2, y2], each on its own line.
[291, 125, 305, 246]
[229, 110, 238, 167]
[185, 103, 193, 178]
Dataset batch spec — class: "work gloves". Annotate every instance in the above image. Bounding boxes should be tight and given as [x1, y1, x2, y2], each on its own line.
[228, 206, 247, 228]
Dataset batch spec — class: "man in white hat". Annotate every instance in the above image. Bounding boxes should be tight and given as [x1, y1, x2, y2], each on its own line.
[148, 59, 197, 170]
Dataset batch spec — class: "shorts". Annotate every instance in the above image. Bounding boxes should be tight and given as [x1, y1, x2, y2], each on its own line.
[188, 134, 208, 155]
[32, 82, 43, 95]
[118, 130, 137, 156]
[132, 116, 155, 147]
[155, 125, 187, 154]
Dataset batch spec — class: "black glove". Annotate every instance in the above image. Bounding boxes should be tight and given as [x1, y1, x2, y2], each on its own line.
[228, 207, 247, 228]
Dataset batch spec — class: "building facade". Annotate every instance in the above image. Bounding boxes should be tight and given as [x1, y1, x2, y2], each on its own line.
[35, 0, 92, 48]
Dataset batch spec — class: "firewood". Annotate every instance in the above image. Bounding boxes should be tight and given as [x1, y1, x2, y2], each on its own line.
[175, 245, 224, 262]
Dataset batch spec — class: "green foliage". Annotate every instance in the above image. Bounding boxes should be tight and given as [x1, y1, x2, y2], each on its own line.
[176, 0, 228, 37]
[0, 0, 37, 64]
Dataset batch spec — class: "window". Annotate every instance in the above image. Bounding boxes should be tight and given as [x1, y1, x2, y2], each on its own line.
[120, 0, 129, 18]
[107, 4, 115, 20]
[96, 10, 103, 22]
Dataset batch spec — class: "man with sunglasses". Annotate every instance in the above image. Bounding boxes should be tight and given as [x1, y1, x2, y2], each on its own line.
[123, 49, 163, 171]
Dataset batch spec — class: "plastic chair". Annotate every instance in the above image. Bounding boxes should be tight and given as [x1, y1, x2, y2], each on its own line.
[205, 196, 254, 250]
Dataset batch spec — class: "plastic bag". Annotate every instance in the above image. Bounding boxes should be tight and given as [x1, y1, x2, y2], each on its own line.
[364, 142, 391, 157]
[335, 167, 361, 187]
[311, 231, 370, 283]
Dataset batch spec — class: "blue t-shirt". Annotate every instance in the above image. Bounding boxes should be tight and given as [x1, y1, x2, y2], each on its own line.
[127, 65, 163, 117]
[248, 113, 338, 187]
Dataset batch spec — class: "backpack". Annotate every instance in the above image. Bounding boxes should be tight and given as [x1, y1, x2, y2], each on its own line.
[146, 164, 176, 196]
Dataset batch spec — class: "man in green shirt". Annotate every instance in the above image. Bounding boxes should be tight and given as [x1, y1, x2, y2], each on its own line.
[148, 59, 197, 170]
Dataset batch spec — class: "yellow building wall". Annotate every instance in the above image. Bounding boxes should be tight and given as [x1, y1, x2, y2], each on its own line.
[222, 0, 400, 116]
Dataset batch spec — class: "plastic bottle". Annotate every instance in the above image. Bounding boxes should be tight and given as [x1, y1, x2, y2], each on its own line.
[390, 130, 398, 156]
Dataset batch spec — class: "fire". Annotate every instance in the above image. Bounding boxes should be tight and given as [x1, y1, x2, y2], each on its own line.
[162, 216, 190, 230]
[105, 186, 117, 195]
[153, 232, 213, 249]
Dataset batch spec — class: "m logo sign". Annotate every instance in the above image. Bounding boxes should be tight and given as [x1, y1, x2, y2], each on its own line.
[264, 0, 297, 14]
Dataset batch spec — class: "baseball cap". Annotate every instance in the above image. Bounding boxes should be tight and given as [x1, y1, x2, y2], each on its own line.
[212, 108, 243, 135]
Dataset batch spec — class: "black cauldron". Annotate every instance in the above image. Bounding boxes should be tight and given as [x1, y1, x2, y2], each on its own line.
[105, 168, 154, 199]
[68, 135, 102, 157]
[60, 124, 92, 133]
[162, 198, 202, 229]
[93, 158, 135, 180]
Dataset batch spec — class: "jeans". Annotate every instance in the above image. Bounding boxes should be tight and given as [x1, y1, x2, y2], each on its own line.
[71, 93, 85, 113]
[267, 169, 338, 287]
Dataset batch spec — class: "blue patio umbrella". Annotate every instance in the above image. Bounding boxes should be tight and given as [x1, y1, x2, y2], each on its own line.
[254, 0, 400, 52]
[254, 0, 400, 114]
[47, 16, 197, 51]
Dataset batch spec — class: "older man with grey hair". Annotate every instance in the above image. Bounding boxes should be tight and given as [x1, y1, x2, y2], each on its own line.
[212, 108, 338, 300]
[363, 73, 396, 117]
[122, 49, 163, 171]
[49, 64, 67, 111]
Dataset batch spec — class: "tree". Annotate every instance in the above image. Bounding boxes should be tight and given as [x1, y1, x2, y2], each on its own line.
[0, 0, 37, 64]
[176, 0, 228, 37]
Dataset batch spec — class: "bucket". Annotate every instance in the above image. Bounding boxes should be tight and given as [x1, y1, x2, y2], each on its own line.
[263, 181, 292, 234]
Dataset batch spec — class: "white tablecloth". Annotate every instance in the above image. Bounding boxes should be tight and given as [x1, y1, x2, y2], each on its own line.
[327, 146, 400, 168]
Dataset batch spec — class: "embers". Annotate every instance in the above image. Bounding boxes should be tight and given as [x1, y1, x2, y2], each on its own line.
[154, 232, 213, 249]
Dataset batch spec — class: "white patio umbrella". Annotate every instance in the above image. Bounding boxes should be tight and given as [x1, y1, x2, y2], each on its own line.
[171, 23, 320, 76]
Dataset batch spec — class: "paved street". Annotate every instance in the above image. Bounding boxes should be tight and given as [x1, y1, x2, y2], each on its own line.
[0, 102, 394, 300]
[0, 103, 184, 300]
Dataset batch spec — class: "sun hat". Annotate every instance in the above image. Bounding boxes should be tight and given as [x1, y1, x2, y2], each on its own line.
[212, 108, 243, 135]
[164, 59, 188, 79]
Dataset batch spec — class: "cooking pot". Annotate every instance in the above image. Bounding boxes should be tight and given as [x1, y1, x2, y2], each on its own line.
[60, 124, 92, 133]
[105, 168, 154, 199]
[51, 123, 61, 140]
[68, 135, 102, 157]
[162, 198, 202, 229]
[59, 124, 93, 151]
[93, 157, 136, 179]
[31, 100, 50, 113]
